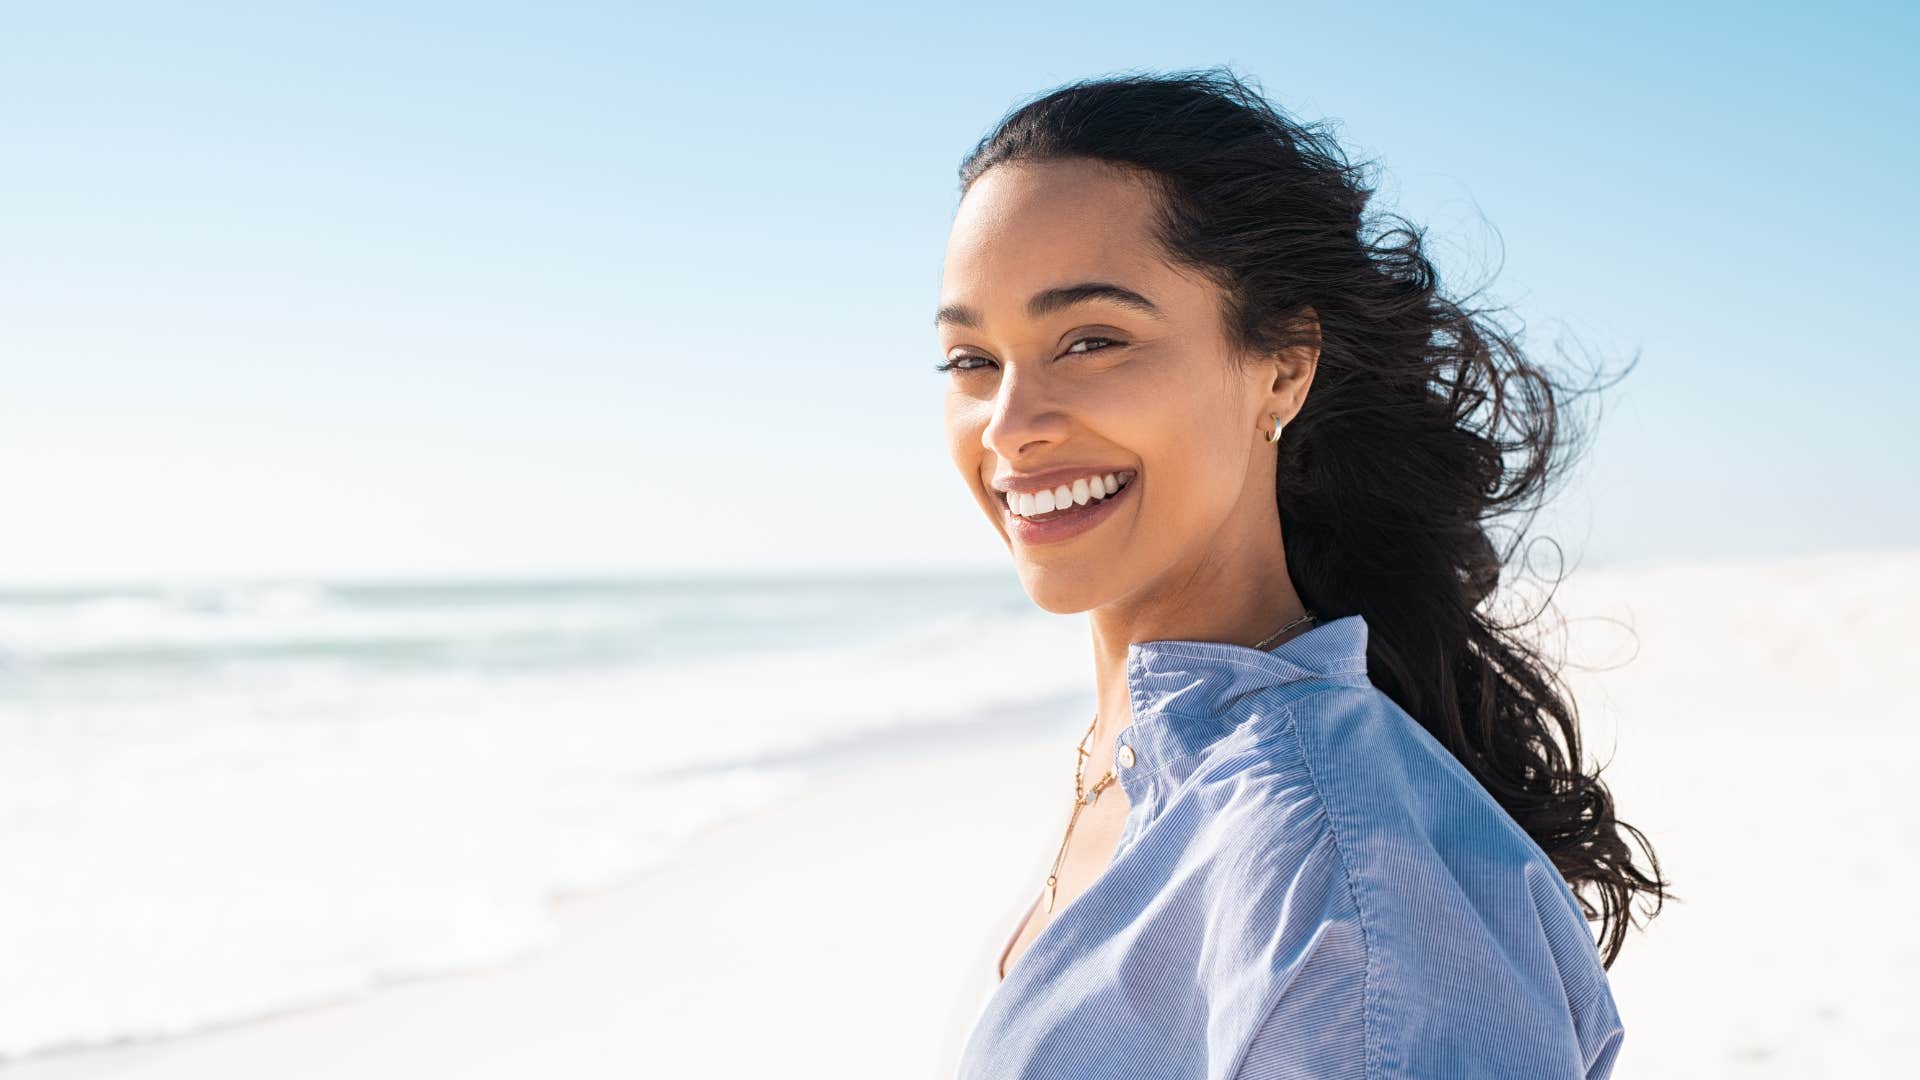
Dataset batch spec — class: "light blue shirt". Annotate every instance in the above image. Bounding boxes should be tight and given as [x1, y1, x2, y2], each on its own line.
[959, 614, 1624, 1079]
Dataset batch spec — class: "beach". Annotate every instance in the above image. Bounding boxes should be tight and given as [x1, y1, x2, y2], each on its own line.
[3, 548, 1916, 1078]
[20, 721, 1066, 1079]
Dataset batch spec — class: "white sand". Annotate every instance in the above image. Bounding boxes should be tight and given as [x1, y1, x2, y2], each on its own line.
[16, 546, 1917, 1078]
[1547, 546, 1920, 1076]
[46, 722, 1070, 1080]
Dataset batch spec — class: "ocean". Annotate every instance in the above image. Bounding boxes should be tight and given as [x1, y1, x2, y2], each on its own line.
[0, 571, 1094, 1068]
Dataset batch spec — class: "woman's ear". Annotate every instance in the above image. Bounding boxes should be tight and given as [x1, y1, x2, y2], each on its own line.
[1268, 306, 1321, 417]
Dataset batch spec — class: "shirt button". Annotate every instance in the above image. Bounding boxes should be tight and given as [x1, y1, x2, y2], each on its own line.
[1118, 744, 1136, 768]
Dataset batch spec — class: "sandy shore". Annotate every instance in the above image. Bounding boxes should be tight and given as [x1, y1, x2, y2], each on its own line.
[33, 720, 1070, 1080]
[10, 547, 1917, 1078]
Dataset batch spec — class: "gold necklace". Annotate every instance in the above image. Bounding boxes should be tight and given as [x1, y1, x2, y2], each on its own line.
[1252, 609, 1318, 650]
[1042, 712, 1117, 914]
[1036, 609, 1318, 915]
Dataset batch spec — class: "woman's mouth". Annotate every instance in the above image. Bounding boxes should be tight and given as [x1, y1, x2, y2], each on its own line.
[1001, 470, 1137, 545]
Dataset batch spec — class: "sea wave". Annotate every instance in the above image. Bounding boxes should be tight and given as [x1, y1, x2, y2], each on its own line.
[0, 572, 1087, 1065]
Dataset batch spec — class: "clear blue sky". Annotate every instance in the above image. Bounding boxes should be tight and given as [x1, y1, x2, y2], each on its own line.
[2, 2, 1912, 584]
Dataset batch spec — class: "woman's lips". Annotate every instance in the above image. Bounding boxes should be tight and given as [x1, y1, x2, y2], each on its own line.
[1003, 475, 1136, 546]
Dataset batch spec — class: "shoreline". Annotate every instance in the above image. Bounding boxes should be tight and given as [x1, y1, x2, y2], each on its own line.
[15, 544, 1920, 1077]
[8, 719, 1072, 1080]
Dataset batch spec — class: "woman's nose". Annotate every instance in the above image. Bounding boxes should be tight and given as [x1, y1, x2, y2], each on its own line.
[980, 365, 1070, 460]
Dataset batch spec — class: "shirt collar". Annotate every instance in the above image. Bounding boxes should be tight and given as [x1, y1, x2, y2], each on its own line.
[1112, 613, 1372, 802]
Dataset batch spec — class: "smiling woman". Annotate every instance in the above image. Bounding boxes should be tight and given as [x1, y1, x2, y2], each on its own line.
[934, 68, 1669, 1079]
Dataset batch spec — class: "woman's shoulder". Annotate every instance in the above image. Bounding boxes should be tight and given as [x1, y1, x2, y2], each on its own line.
[1229, 679, 1624, 1077]
[1256, 680, 1599, 939]
[1268, 679, 1547, 868]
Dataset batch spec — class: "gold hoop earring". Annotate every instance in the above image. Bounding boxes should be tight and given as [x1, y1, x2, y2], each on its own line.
[1264, 413, 1284, 444]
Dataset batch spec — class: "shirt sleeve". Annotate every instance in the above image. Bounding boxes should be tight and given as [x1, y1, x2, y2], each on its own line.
[1227, 854, 1625, 1080]
[1229, 685, 1627, 1080]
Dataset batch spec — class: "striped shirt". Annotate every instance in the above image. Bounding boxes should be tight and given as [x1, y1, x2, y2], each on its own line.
[957, 614, 1624, 1079]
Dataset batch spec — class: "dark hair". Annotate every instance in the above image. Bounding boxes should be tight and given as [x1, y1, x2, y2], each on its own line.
[957, 66, 1669, 967]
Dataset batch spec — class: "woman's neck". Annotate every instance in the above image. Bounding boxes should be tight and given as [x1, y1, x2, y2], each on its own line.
[1085, 536, 1305, 757]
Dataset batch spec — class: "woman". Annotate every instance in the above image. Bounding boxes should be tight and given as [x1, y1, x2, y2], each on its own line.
[936, 69, 1669, 1079]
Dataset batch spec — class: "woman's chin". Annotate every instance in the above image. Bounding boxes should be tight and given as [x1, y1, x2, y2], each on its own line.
[1011, 564, 1119, 615]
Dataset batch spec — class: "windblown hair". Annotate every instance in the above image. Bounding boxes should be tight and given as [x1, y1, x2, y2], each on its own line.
[958, 67, 1669, 967]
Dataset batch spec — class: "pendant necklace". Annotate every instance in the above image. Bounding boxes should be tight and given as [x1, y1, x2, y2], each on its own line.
[1040, 608, 1320, 913]
[1043, 711, 1115, 913]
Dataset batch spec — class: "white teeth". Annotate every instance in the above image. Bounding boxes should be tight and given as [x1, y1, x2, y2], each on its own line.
[1005, 470, 1135, 518]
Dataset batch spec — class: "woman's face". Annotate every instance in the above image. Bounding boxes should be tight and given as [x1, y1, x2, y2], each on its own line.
[938, 157, 1304, 615]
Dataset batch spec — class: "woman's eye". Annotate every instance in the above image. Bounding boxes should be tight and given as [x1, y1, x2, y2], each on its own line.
[933, 355, 992, 373]
[933, 338, 1124, 374]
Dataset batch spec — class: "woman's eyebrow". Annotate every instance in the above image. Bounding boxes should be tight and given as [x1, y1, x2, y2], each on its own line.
[934, 281, 1166, 329]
